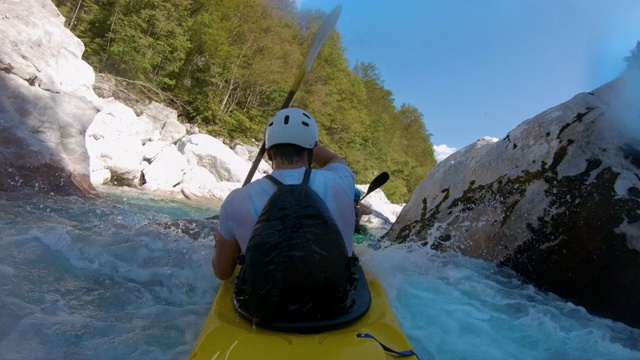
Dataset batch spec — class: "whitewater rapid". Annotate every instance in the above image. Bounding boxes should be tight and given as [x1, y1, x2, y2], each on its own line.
[0, 189, 638, 360]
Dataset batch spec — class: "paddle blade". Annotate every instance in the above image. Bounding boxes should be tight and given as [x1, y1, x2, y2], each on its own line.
[288, 5, 342, 94]
[304, 5, 342, 73]
[362, 172, 390, 200]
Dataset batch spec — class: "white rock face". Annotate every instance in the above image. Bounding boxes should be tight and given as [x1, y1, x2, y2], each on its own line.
[232, 142, 272, 176]
[178, 134, 263, 183]
[99, 135, 144, 186]
[139, 101, 185, 144]
[161, 118, 187, 144]
[0, 0, 98, 97]
[356, 185, 402, 231]
[180, 166, 223, 199]
[233, 144, 251, 159]
[85, 100, 145, 186]
[0, 0, 101, 195]
[142, 146, 188, 190]
[142, 141, 171, 162]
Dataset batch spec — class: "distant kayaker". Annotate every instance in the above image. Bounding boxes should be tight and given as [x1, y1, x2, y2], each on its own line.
[354, 188, 373, 235]
[212, 107, 356, 322]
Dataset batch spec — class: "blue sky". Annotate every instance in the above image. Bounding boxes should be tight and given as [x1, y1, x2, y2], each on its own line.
[297, 0, 640, 160]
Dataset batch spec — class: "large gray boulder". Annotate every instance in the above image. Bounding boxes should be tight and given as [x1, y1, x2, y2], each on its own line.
[0, 0, 100, 195]
[387, 73, 640, 328]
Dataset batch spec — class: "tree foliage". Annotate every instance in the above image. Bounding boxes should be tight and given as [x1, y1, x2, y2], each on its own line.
[52, 0, 437, 203]
[624, 40, 640, 72]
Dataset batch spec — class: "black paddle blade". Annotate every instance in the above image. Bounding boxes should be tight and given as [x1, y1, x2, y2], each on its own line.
[362, 172, 390, 200]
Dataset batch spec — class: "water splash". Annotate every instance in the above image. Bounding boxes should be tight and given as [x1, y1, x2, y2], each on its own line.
[0, 190, 638, 360]
[358, 242, 640, 360]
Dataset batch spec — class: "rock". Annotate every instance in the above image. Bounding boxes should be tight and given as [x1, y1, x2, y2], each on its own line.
[139, 101, 186, 144]
[233, 143, 251, 160]
[356, 184, 402, 231]
[86, 99, 150, 141]
[387, 74, 640, 329]
[161, 118, 187, 144]
[101, 138, 143, 186]
[232, 142, 272, 176]
[0, 0, 96, 96]
[184, 123, 199, 135]
[85, 100, 145, 186]
[178, 134, 262, 183]
[141, 146, 188, 190]
[181, 177, 240, 202]
[0, 0, 100, 196]
[142, 140, 171, 162]
[90, 163, 111, 186]
[181, 166, 221, 200]
[93, 73, 115, 98]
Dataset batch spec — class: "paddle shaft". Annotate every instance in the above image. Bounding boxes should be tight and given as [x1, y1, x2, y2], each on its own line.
[242, 5, 342, 187]
[241, 87, 298, 187]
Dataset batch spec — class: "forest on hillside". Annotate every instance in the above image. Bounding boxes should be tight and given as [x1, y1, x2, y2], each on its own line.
[53, 0, 438, 203]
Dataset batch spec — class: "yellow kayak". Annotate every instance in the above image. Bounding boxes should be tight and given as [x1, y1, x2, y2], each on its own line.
[189, 265, 418, 359]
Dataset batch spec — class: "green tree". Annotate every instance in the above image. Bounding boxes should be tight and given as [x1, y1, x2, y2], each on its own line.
[52, 0, 438, 203]
[175, 0, 300, 142]
[52, 0, 110, 66]
[53, 0, 192, 88]
[396, 103, 436, 193]
[353, 61, 405, 199]
[624, 40, 640, 72]
[293, 12, 369, 173]
[103, 0, 192, 87]
[352, 62, 436, 202]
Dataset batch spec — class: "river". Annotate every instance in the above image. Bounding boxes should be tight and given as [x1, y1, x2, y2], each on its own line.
[1, 189, 638, 360]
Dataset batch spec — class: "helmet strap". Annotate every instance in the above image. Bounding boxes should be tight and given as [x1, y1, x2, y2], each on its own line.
[307, 149, 313, 168]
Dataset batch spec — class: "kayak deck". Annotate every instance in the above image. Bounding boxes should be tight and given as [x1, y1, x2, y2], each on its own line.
[189, 268, 416, 360]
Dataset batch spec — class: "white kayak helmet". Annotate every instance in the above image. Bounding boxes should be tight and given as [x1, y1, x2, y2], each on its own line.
[265, 108, 318, 149]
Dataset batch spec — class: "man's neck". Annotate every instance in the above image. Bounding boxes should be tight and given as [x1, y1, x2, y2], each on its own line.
[272, 161, 308, 170]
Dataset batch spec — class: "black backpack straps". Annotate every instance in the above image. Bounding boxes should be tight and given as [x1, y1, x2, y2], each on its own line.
[264, 174, 284, 187]
[302, 167, 312, 185]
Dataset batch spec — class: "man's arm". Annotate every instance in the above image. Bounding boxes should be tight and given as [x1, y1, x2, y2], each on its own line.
[359, 202, 373, 216]
[312, 144, 347, 167]
[212, 231, 240, 280]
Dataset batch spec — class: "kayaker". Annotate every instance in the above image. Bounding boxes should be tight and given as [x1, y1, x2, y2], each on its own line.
[354, 188, 373, 235]
[212, 107, 356, 322]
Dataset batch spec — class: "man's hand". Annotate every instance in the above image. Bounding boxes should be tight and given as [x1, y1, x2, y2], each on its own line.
[312, 144, 347, 167]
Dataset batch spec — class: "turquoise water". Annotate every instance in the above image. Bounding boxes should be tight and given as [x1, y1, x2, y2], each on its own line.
[1, 190, 639, 360]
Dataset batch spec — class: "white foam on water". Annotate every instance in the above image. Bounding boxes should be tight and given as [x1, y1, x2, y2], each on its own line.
[1, 191, 639, 360]
[0, 191, 218, 360]
[357, 242, 640, 360]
